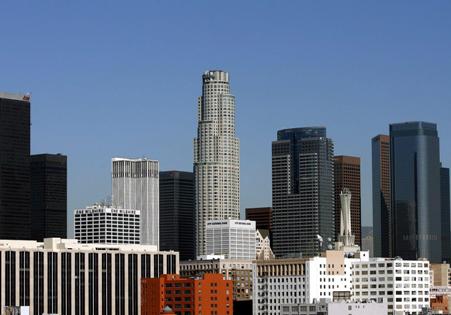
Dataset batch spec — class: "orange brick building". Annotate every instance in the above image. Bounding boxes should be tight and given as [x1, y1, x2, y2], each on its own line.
[430, 294, 450, 313]
[142, 273, 233, 315]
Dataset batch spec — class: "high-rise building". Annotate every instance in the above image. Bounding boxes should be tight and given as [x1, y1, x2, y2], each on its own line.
[31, 153, 67, 241]
[194, 70, 240, 256]
[0, 238, 178, 315]
[441, 166, 450, 262]
[74, 204, 140, 244]
[372, 134, 391, 258]
[205, 219, 256, 260]
[272, 127, 334, 258]
[0, 93, 31, 240]
[390, 122, 442, 262]
[159, 171, 195, 260]
[334, 156, 361, 246]
[245, 207, 272, 232]
[112, 158, 159, 246]
[141, 274, 233, 315]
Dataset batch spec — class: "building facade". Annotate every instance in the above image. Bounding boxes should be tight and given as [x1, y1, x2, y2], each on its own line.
[141, 273, 233, 315]
[0, 238, 178, 315]
[280, 300, 387, 315]
[245, 207, 272, 232]
[372, 134, 391, 258]
[334, 156, 361, 246]
[112, 157, 159, 246]
[352, 258, 430, 315]
[31, 153, 67, 241]
[74, 204, 140, 244]
[194, 70, 240, 256]
[256, 229, 274, 260]
[159, 170, 195, 260]
[180, 257, 253, 301]
[0, 93, 31, 240]
[390, 122, 442, 262]
[441, 166, 451, 263]
[272, 127, 335, 258]
[206, 219, 256, 260]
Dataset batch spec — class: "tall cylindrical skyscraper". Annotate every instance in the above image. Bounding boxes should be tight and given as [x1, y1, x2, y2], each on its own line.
[194, 70, 240, 256]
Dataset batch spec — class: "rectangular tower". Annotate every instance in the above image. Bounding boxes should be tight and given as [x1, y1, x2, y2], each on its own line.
[441, 166, 450, 263]
[0, 93, 31, 240]
[31, 153, 67, 241]
[272, 127, 335, 258]
[390, 122, 442, 262]
[159, 171, 195, 260]
[334, 156, 361, 246]
[194, 70, 240, 256]
[245, 207, 272, 232]
[112, 158, 159, 246]
[372, 134, 391, 257]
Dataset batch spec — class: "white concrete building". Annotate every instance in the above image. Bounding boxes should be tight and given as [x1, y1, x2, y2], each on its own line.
[352, 258, 430, 315]
[74, 204, 140, 244]
[281, 300, 387, 315]
[0, 238, 178, 315]
[206, 219, 256, 260]
[194, 70, 240, 256]
[253, 250, 370, 315]
[256, 229, 275, 260]
[112, 157, 159, 246]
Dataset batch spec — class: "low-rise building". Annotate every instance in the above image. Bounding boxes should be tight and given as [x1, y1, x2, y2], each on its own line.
[180, 256, 253, 301]
[352, 258, 430, 315]
[280, 299, 388, 315]
[0, 238, 178, 315]
[141, 273, 233, 315]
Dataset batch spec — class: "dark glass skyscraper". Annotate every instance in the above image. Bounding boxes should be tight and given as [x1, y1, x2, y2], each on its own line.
[159, 171, 195, 260]
[31, 154, 67, 241]
[372, 135, 392, 257]
[390, 122, 442, 262]
[0, 93, 31, 240]
[272, 127, 334, 258]
[441, 166, 450, 263]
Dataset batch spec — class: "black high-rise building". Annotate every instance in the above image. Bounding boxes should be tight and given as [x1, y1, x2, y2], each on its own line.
[441, 166, 450, 263]
[159, 171, 195, 260]
[390, 122, 442, 262]
[0, 93, 31, 240]
[31, 154, 67, 241]
[272, 127, 335, 258]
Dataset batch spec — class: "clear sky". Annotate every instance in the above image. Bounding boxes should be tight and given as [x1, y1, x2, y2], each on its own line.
[1, 1, 450, 236]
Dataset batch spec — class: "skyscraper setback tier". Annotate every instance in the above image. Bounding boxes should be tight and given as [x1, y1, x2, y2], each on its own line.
[372, 134, 392, 258]
[112, 158, 159, 246]
[272, 127, 335, 258]
[390, 121, 442, 263]
[334, 156, 361, 246]
[31, 153, 67, 241]
[0, 93, 31, 240]
[193, 70, 240, 256]
[159, 170, 195, 260]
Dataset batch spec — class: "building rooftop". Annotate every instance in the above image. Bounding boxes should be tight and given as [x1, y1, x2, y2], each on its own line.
[0, 92, 31, 102]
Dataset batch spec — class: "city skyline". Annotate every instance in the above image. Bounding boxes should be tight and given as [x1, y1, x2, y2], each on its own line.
[0, 2, 450, 236]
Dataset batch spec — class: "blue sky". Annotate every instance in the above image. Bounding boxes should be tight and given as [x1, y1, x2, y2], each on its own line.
[1, 1, 450, 236]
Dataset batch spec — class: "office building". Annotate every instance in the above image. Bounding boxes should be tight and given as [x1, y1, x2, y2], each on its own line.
[180, 256, 253, 301]
[159, 170, 195, 260]
[0, 93, 31, 240]
[253, 250, 370, 315]
[141, 273, 233, 315]
[441, 166, 451, 263]
[280, 300, 387, 315]
[430, 263, 451, 287]
[272, 127, 334, 258]
[206, 219, 256, 260]
[112, 157, 159, 246]
[74, 204, 140, 244]
[31, 153, 67, 241]
[256, 229, 274, 260]
[352, 258, 430, 314]
[372, 134, 391, 258]
[194, 70, 240, 256]
[245, 207, 271, 232]
[334, 156, 361, 246]
[390, 122, 442, 262]
[0, 238, 178, 315]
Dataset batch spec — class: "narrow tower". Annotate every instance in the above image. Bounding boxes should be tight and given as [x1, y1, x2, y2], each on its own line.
[194, 70, 240, 256]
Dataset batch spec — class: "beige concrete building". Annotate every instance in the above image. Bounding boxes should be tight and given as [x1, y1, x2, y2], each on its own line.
[431, 263, 451, 287]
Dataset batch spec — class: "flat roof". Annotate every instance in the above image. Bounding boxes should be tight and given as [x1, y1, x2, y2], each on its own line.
[0, 92, 30, 102]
